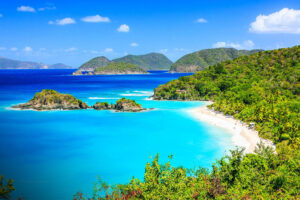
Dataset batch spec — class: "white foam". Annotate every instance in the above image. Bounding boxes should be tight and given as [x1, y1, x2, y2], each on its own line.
[120, 90, 154, 97]
[88, 97, 120, 100]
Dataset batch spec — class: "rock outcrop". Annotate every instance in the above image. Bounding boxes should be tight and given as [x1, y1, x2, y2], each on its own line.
[113, 98, 145, 112]
[92, 98, 145, 112]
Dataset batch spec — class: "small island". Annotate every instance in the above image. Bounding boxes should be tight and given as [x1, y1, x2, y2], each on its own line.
[13, 90, 146, 112]
[93, 62, 148, 75]
[93, 98, 146, 112]
[73, 62, 148, 75]
[12, 89, 89, 110]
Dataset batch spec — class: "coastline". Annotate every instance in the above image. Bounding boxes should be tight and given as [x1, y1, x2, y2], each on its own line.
[187, 102, 274, 153]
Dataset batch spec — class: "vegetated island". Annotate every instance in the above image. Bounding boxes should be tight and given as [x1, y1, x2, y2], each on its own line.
[12, 89, 146, 112]
[169, 47, 263, 73]
[12, 89, 89, 110]
[72, 52, 173, 75]
[93, 98, 146, 112]
[73, 62, 148, 75]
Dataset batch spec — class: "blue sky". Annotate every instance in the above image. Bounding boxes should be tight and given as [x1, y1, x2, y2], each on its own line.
[0, 0, 299, 66]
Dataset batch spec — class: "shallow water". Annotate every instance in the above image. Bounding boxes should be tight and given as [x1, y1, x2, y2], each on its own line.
[0, 70, 233, 200]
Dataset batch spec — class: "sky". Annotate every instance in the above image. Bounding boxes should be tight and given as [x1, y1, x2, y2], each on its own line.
[0, 0, 299, 66]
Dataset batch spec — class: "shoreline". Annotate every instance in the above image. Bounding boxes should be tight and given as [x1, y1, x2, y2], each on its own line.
[187, 102, 274, 153]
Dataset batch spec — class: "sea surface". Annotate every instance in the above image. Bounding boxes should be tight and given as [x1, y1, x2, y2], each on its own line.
[0, 70, 234, 200]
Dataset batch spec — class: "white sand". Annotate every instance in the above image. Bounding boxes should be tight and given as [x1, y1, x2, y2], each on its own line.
[187, 102, 274, 153]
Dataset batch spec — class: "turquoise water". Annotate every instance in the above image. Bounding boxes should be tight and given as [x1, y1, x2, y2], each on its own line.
[0, 70, 233, 200]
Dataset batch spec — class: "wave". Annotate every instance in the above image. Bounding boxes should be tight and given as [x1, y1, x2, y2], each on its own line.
[120, 90, 154, 97]
[88, 97, 120, 100]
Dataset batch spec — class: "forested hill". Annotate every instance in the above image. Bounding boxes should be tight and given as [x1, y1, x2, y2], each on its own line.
[155, 46, 299, 144]
[169, 48, 263, 72]
[112, 53, 173, 70]
[78, 56, 111, 71]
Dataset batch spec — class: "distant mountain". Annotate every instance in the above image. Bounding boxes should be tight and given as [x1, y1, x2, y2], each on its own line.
[94, 62, 148, 75]
[0, 56, 73, 69]
[49, 63, 74, 69]
[0, 56, 48, 69]
[112, 53, 173, 70]
[170, 48, 263, 73]
[78, 56, 111, 71]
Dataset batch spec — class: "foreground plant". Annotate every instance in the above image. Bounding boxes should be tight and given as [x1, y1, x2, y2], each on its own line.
[74, 143, 300, 199]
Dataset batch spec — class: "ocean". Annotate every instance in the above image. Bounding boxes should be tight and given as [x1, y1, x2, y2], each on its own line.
[0, 70, 233, 200]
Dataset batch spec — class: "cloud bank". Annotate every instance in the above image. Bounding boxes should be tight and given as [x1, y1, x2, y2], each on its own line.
[250, 8, 300, 34]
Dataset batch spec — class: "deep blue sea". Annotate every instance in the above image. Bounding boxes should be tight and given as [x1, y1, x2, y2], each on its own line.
[0, 70, 233, 200]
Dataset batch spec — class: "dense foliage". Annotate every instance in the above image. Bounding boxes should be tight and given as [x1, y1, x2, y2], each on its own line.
[74, 144, 299, 199]
[0, 175, 15, 200]
[156, 46, 300, 144]
[32, 89, 87, 107]
[113, 53, 173, 70]
[115, 98, 141, 108]
[94, 62, 147, 74]
[79, 56, 111, 70]
[170, 48, 263, 72]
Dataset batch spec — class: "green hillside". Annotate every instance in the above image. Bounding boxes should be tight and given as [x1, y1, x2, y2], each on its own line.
[170, 48, 263, 72]
[78, 56, 110, 71]
[113, 53, 173, 70]
[94, 62, 148, 74]
[155, 46, 299, 144]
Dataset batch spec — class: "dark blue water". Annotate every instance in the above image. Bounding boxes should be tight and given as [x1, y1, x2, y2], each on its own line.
[0, 70, 233, 200]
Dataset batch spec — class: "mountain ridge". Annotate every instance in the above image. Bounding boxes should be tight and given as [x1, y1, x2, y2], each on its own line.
[170, 48, 263, 72]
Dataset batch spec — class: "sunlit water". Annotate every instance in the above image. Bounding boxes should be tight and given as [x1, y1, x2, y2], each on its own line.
[0, 70, 234, 200]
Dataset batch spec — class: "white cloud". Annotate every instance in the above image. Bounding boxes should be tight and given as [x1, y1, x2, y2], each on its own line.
[81, 15, 110, 23]
[243, 40, 255, 48]
[38, 6, 56, 11]
[65, 47, 77, 52]
[117, 24, 130, 32]
[104, 48, 113, 52]
[213, 40, 255, 49]
[250, 8, 300, 34]
[130, 42, 139, 47]
[196, 18, 207, 23]
[213, 42, 227, 48]
[0, 47, 6, 50]
[17, 6, 35, 12]
[160, 49, 168, 54]
[23, 46, 33, 52]
[10, 47, 18, 51]
[49, 18, 76, 25]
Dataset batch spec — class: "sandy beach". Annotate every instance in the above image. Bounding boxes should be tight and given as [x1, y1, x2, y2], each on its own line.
[187, 102, 274, 153]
